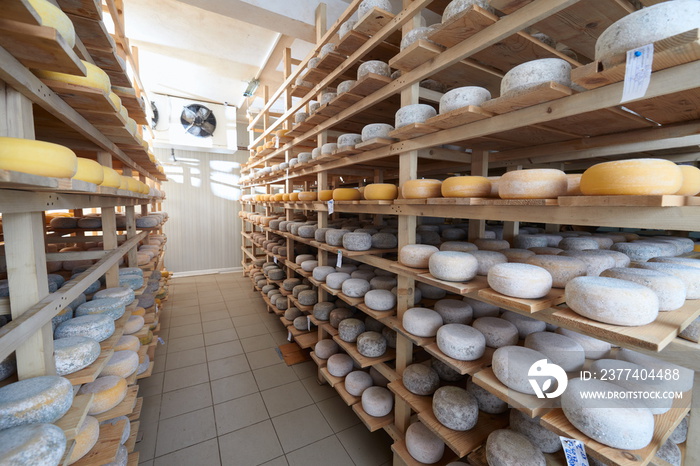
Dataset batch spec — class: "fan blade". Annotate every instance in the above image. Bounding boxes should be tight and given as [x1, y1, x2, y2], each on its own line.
[189, 125, 202, 137]
[197, 106, 212, 120]
[201, 121, 215, 135]
[182, 106, 196, 123]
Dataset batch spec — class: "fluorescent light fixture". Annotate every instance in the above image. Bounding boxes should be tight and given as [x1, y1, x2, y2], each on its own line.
[243, 79, 260, 97]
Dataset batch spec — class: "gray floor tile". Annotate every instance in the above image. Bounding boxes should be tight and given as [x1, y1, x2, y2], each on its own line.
[167, 334, 205, 353]
[168, 323, 203, 339]
[291, 361, 317, 380]
[160, 382, 213, 420]
[170, 306, 200, 317]
[270, 331, 291, 346]
[135, 420, 158, 461]
[337, 423, 393, 466]
[240, 334, 277, 353]
[253, 363, 298, 391]
[210, 371, 259, 404]
[246, 347, 284, 370]
[138, 371, 164, 397]
[261, 380, 314, 417]
[153, 438, 221, 466]
[202, 318, 234, 333]
[285, 435, 354, 466]
[236, 323, 269, 339]
[258, 456, 289, 466]
[271, 405, 333, 453]
[203, 328, 239, 346]
[140, 394, 161, 426]
[300, 376, 337, 403]
[153, 354, 166, 374]
[163, 363, 210, 392]
[170, 314, 202, 328]
[206, 340, 244, 361]
[208, 354, 250, 380]
[155, 407, 217, 457]
[219, 420, 283, 466]
[165, 347, 207, 371]
[232, 314, 263, 327]
[316, 396, 360, 433]
[201, 310, 231, 322]
[214, 392, 270, 436]
[200, 302, 228, 313]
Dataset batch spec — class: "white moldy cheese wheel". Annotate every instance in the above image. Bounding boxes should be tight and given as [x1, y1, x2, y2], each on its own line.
[601, 267, 686, 311]
[472, 317, 518, 348]
[474, 238, 509, 251]
[441, 176, 491, 197]
[525, 331, 585, 372]
[428, 251, 478, 282]
[123, 315, 145, 335]
[486, 429, 546, 466]
[527, 255, 587, 288]
[581, 158, 683, 195]
[559, 250, 616, 277]
[401, 179, 443, 199]
[399, 244, 438, 268]
[403, 307, 443, 337]
[54, 336, 101, 376]
[79, 375, 128, 415]
[632, 261, 700, 299]
[114, 335, 140, 353]
[0, 423, 67, 466]
[498, 169, 567, 199]
[556, 327, 611, 359]
[470, 250, 508, 275]
[99, 350, 139, 378]
[565, 276, 659, 326]
[487, 263, 553, 299]
[0, 376, 73, 429]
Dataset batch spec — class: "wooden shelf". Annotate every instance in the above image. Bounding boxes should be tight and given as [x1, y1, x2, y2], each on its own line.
[356, 302, 396, 320]
[388, 380, 432, 414]
[310, 350, 328, 368]
[56, 393, 94, 441]
[124, 420, 139, 453]
[336, 381, 361, 406]
[352, 403, 393, 432]
[333, 336, 396, 368]
[65, 349, 114, 385]
[391, 438, 459, 466]
[320, 366, 344, 387]
[423, 344, 494, 377]
[472, 367, 557, 418]
[70, 418, 126, 466]
[94, 384, 139, 422]
[136, 361, 155, 380]
[477, 287, 567, 313]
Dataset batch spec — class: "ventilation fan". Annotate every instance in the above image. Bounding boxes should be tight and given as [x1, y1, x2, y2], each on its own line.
[180, 103, 216, 138]
[150, 101, 159, 130]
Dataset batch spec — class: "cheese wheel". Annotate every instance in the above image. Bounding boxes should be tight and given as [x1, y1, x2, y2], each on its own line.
[632, 261, 700, 299]
[298, 191, 317, 201]
[273, 193, 284, 201]
[399, 244, 438, 268]
[364, 183, 398, 200]
[99, 350, 139, 378]
[499, 169, 567, 199]
[27, 0, 76, 48]
[580, 159, 683, 195]
[676, 165, 700, 196]
[123, 315, 145, 335]
[55, 314, 115, 342]
[0, 376, 73, 429]
[114, 335, 140, 352]
[0, 423, 67, 466]
[35, 61, 111, 94]
[67, 416, 99, 465]
[54, 336, 101, 376]
[0, 137, 78, 178]
[94, 287, 135, 306]
[441, 176, 491, 197]
[333, 188, 361, 200]
[100, 167, 122, 188]
[108, 92, 122, 111]
[487, 263, 553, 299]
[402, 179, 442, 199]
[566, 174, 583, 195]
[527, 255, 587, 288]
[79, 375, 128, 415]
[289, 192, 300, 201]
[565, 276, 659, 326]
[600, 267, 686, 311]
[118, 176, 129, 190]
[318, 190, 333, 201]
[76, 298, 125, 321]
[118, 105, 128, 120]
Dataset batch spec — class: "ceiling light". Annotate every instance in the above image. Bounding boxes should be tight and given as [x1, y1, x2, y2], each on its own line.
[243, 79, 260, 97]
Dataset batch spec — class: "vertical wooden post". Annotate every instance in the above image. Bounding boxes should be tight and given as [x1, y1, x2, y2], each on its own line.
[315, 3, 327, 44]
[97, 152, 119, 288]
[502, 165, 520, 243]
[468, 150, 488, 242]
[122, 168, 138, 267]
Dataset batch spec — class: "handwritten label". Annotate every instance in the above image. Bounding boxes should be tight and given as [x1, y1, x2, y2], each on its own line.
[157, 337, 165, 345]
[336, 250, 343, 268]
[328, 199, 334, 215]
[560, 437, 589, 466]
[621, 44, 653, 103]
[287, 331, 293, 342]
[307, 315, 312, 331]
[274, 256, 278, 264]
[275, 136, 280, 149]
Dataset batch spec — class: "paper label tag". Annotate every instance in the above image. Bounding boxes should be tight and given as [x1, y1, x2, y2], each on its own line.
[621, 44, 653, 103]
[157, 337, 165, 345]
[307, 315, 311, 331]
[336, 250, 343, 268]
[275, 136, 280, 149]
[274, 256, 278, 264]
[328, 199, 334, 215]
[287, 331, 293, 342]
[560, 437, 589, 466]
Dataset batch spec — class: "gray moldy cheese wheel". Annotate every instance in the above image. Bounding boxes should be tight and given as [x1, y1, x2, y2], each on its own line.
[361, 386, 393, 417]
[312, 266, 336, 282]
[0, 376, 73, 429]
[293, 316, 308, 331]
[436, 324, 486, 361]
[416, 282, 446, 300]
[345, 371, 373, 396]
[0, 423, 67, 466]
[382, 327, 397, 348]
[371, 233, 397, 249]
[284, 307, 303, 321]
[439, 241, 477, 252]
[403, 363, 440, 395]
[432, 358, 463, 382]
[54, 336, 101, 376]
[370, 276, 397, 290]
[292, 285, 310, 297]
[559, 250, 616, 277]
[611, 242, 663, 261]
[501, 248, 535, 263]
[295, 254, 316, 264]
[441, 228, 467, 241]
[364, 289, 396, 311]
[327, 353, 354, 377]
[330, 308, 354, 328]
[403, 307, 443, 337]
[486, 429, 546, 466]
[432, 386, 478, 431]
[314, 339, 339, 359]
[509, 409, 562, 453]
[55, 314, 115, 342]
[472, 317, 518, 348]
[650, 256, 700, 268]
[301, 260, 318, 272]
[562, 378, 654, 450]
[634, 239, 680, 256]
[428, 251, 478, 282]
[632, 261, 700, 299]
[469, 250, 508, 276]
[524, 331, 585, 372]
[473, 238, 509, 251]
[565, 276, 659, 326]
[94, 287, 135, 306]
[526, 254, 587, 288]
[405, 421, 445, 464]
[357, 331, 387, 357]
[325, 229, 350, 246]
[529, 246, 564, 255]
[487, 263, 553, 299]
[313, 302, 335, 321]
[466, 379, 507, 414]
[463, 297, 499, 318]
[297, 225, 316, 238]
[342, 232, 372, 251]
[617, 348, 694, 393]
[514, 234, 548, 249]
[76, 298, 126, 321]
[570, 249, 631, 268]
[339, 318, 365, 343]
[433, 299, 472, 324]
[399, 244, 438, 268]
[600, 267, 686, 311]
[492, 345, 548, 395]
[559, 237, 599, 251]
[352, 269, 375, 281]
[268, 269, 285, 281]
[297, 290, 318, 306]
[501, 310, 546, 338]
[342, 278, 371, 298]
[283, 278, 302, 291]
[556, 327, 611, 359]
[326, 272, 351, 290]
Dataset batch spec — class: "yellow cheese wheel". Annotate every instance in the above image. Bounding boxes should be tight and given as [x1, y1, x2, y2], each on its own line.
[119, 105, 128, 121]
[275, 129, 290, 138]
[108, 92, 122, 111]
[73, 158, 105, 185]
[126, 177, 140, 192]
[499, 169, 567, 199]
[282, 193, 291, 201]
[28, 0, 76, 48]
[566, 174, 583, 195]
[67, 416, 99, 465]
[364, 183, 398, 200]
[126, 118, 137, 136]
[100, 167, 122, 188]
[118, 176, 129, 190]
[264, 140, 275, 149]
[402, 179, 443, 199]
[441, 176, 490, 198]
[318, 190, 333, 201]
[289, 192, 300, 201]
[488, 176, 500, 198]
[0, 137, 77, 178]
[138, 181, 150, 194]
[256, 146, 264, 153]
[78, 375, 128, 415]
[580, 159, 683, 195]
[676, 165, 700, 196]
[35, 61, 111, 94]
[273, 193, 284, 201]
[333, 188, 361, 200]
[298, 191, 317, 201]
[114, 335, 140, 352]
[255, 194, 264, 202]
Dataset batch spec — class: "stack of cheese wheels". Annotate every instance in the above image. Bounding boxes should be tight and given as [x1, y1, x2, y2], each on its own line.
[499, 169, 568, 199]
[35, 60, 112, 94]
[0, 376, 73, 429]
[333, 188, 361, 200]
[364, 183, 398, 200]
[580, 158, 683, 195]
[0, 138, 78, 178]
[28, 0, 76, 48]
[402, 179, 442, 199]
[73, 158, 105, 185]
[441, 176, 491, 197]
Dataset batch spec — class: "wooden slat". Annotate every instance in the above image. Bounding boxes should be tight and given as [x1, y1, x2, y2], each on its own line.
[352, 403, 393, 432]
[558, 195, 699, 207]
[391, 438, 459, 465]
[335, 381, 361, 406]
[68, 14, 114, 50]
[332, 336, 396, 368]
[472, 367, 557, 418]
[65, 349, 114, 385]
[56, 0, 103, 20]
[481, 82, 573, 114]
[93, 384, 139, 422]
[418, 409, 509, 458]
[429, 5, 498, 48]
[56, 393, 94, 441]
[423, 344, 494, 376]
[425, 105, 493, 130]
[477, 287, 567, 313]
[70, 418, 125, 466]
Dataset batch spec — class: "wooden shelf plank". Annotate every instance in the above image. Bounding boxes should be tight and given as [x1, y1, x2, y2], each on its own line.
[352, 403, 393, 432]
[391, 438, 459, 465]
[56, 0, 103, 21]
[428, 5, 497, 48]
[355, 136, 396, 151]
[320, 366, 344, 387]
[126, 397, 142, 422]
[336, 381, 361, 406]
[477, 287, 567, 313]
[418, 409, 509, 458]
[56, 393, 94, 441]
[425, 105, 493, 130]
[136, 361, 154, 380]
[71, 418, 125, 466]
[333, 336, 396, 368]
[349, 73, 393, 97]
[388, 122, 439, 140]
[310, 350, 328, 368]
[124, 420, 139, 453]
[94, 384, 139, 422]
[39, 78, 116, 113]
[127, 451, 139, 466]
[294, 330, 319, 349]
[356, 302, 396, 320]
[65, 349, 114, 385]
[558, 195, 700, 207]
[388, 380, 432, 414]
[354, 7, 395, 37]
[472, 367, 557, 418]
[423, 344, 494, 376]
[481, 82, 573, 114]
[415, 273, 489, 296]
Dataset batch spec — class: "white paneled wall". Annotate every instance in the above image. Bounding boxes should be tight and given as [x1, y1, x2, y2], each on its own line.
[156, 147, 248, 274]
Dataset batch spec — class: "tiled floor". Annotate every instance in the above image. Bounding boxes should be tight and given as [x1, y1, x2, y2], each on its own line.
[136, 272, 393, 466]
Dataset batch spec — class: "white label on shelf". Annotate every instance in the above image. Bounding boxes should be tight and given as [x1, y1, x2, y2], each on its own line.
[336, 250, 343, 268]
[275, 136, 280, 149]
[307, 315, 311, 331]
[560, 437, 589, 466]
[157, 337, 165, 345]
[328, 199, 334, 215]
[620, 44, 653, 103]
[287, 330, 293, 342]
[274, 256, 278, 264]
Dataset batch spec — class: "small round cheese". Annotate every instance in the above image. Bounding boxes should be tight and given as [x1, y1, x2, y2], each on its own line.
[315, 339, 339, 359]
[356, 331, 387, 357]
[601, 267, 686, 311]
[527, 255, 587, 288]
[76, 298, 126, 321]
[395, 104, 437, 128]
[501, 311, 546, 338]
[580, 158, 683, 195]
[474, 238, 510, 251]
[432, 386, 478, 431]
[343, 232, 372, 251]
[492, 346, 548, 394]
[436, 324, 486, 361]
[441, 176, 491, 197]
[361, 386, 393, 417]
[327, 353, 354, 377]
[487, 263, 553, 299]
[498, 169, 567, 199]
[486, 429, 546, 466]
[0, 376, 73, 429]
[403, 307, 443, 337]
[525, 331, 585, 372]
[401, 179, 443, 199]
[332, 188, 361, 201]
[434, 299, 473, 324]
[632, 261, 700, 299]
[399, 244, 438, 268]
[429, 251, 478, 282]
[79, 375, 128, 415]
[472, 317, 518, 348]
[559, 250, 616, 277]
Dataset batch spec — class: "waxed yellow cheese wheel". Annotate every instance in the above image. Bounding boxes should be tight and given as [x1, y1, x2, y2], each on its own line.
[118, 105, 128, 121]
[402, 179, 442, 199]
[28, 0, 76, 48]
[274, 193, 284, 201]
[282, 193, 291, 201]
[298, 191, 317, 201]
[101, 167, 122, 187]
[318, 190, 333, 201]
[499, 169, 567, 199]
[580, 159, 683, 195]
[441, 176, 490, 197]
[364, 183, 398, 200]
[566, 173, 583, 195]
[108, 92, 122, 111]
[275, 129, 290, 138]
[0, 137, 77, 178]
[35, 61, 111, 94]
[73, 158, 105, 185]
[676, 165, 700, 196]
[126, 177, 140, 192]
[118, 176, 129, 190]
[289, 192, 300, 201]
[256, 146, 264, 153]
[333, 188, 361, 200]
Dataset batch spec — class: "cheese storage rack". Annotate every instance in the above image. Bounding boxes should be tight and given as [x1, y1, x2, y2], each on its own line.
[239, 0, 700, 465]
[0, 0, 167, 464]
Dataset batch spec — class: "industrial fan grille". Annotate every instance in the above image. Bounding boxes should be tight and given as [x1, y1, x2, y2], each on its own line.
[180, 103, 216, 137]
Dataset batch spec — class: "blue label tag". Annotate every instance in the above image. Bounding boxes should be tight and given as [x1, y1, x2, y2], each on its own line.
[560, 437, 589, 466]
